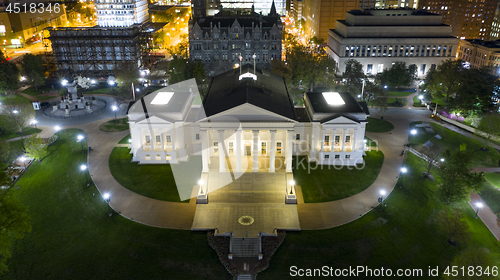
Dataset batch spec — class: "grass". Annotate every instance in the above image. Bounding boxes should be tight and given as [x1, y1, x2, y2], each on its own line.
[387, 90, 413, 97]
[409, 122, 500, 168]
[431, 93, 448, 106]
[98, 118, 129, 132]
[293, 151, 384, 202]
[0, 115, 41, 142]
[479, 173, 500, 215]
[0, 94, 31, 105]
[259, 153, 500, 279]
[118, 134, 131, 144]
[82, 87, 112, 95]
[364, 136, 378, 147]
[1, 139, 25, 164]
[4, 129, 229, 280]
[366, 117, 395, 133]
[413, 95, 424, 107]
[109, 147, 202, 202]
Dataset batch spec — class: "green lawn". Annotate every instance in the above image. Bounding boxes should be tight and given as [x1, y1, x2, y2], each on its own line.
[293, 151, 384, 203]
[118, 134, 131, 144]
[431, 93, 448, 106]
[99, 118, 129, 132]
[413, 95, 424, 107]
[22, 87, 43, 96]
[387, 97, 407, 107]
[0, 94, 31, 105]
[364, 136, 378, 147]
[0, 115, 41, 142]
[387, 90, 413, 97]
[260, 153, 500, 279]
[409, 122, 500, 168]
[1, 139, 25, 163]
[366, 117, 395, 133]
[109, 147, 201, 202]
[82, 87, 112, 95]
[479, 173, 500, 215]
[4, 129, 229, 280]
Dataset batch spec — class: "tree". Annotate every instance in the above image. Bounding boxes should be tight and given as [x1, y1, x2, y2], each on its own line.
[4, 105, 35, 134]
[168, 56, 189, 85]
[425, 59, 465, 102]
[166, 35, 189, 59]
[362, 78, 387, 112]
[449, 68, 498, 113]
[342, 59, 364, 96]
[271, 60, 292, 81]
[420, 144, 443, 177]
[437, 149, 485, 205]
[435, 207, 469, 246]
[23, 135, 48, 162]
[21, 54, 45, 90]
[380, 61, 417, 88]
[477, 113, 500, 150]
[75, 76, 91, 90]
[0, 53, 20, 94]
[0, 191, 32, 274]
[113, 61, 139, 99]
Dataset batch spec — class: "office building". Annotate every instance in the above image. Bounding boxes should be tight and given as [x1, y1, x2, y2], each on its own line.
[457, 39, 500, 74]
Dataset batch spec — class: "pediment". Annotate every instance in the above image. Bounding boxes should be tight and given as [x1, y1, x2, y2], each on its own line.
[136, 115, 173, 125]
[199, 103, 296, 123]
[321, 115, 360, 125]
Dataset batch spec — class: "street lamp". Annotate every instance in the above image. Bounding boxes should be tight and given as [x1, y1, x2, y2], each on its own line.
[13, 109, 18, 114]
[77, 134, 85, 153]
[103, 192, 112, 217]
[440, 158, 445, 162]
[55, 126, 61, 142]
[475, 202, 483, 218]
[198, 179, 204, 194]
[19, 156, 26, 168]
[409, 129, 417, 147]
[418, 95, 423, 100]
[289, 180, 295, 195]
[378, 190, 386, 204]
[31, 119, 37, 130]
[400, 167, 407, 188]
[112, 105, 118, 121]
[80, 164, 90, 187]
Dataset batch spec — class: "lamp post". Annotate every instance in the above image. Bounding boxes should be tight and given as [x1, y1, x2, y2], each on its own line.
[475, 202, 483, 218]
[13, 109, 18, 114]
[289, 180, 295, 195]
[440, 158, 445, 162]
[409, 129, 417, 147]
[112, 105, 118, 122]
[103, 192, 112, 217]
[19, 156, 26, 168]
[55, 126, 61, 142]
[80, 164, 90, 187]
[378, 190, 386, 204]
[31, 119, 37, 130]
[400, 167, 407, 188]
[77, 134, 84, 153]
[252, 53, 256, 74]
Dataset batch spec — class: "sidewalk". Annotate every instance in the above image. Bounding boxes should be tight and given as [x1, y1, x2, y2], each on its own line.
[469, 192, 500, 241]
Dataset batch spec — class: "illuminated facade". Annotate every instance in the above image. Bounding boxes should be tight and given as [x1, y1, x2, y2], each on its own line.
[95, 0, 149, 27]
[457, 39, 500, 74]
[203, 0, 286, 16]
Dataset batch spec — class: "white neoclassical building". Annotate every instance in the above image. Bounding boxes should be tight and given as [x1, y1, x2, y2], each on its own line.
[127, 65, 370, 173]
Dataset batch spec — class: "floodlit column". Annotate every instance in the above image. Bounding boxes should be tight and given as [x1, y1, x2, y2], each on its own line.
[252, 130, 259, 172]
[236, 130, 242, 172]
[201, 130, 209, 172]
[269, 130, 276, 172]
[159, 129, 164, 152]
[320, 128, 325, 151]
[352, 129, 357, 151]
[341, 129, 347, 152]
[171, 126, 176, 151]
[311, 124, 317, 151]
[218, 130, 226, 172]
[286, 130, 293, 172]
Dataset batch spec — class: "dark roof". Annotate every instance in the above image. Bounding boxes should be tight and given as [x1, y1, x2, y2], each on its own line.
[358, 101, 370, 115]
[466, 39, 500, 49]
[295, 107, 310, 122]
[307, 90, 365, 114]
[202, 64, 296, 120]
[193, 14, 279, 29]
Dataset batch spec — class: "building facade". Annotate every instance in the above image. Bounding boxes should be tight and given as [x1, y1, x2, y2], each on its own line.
[327, 9, 458, 77]
[457, 39, 500, 74]
[95, 0, 148, 27]
[127, 65, 370, 170]
[418, 0, 499, 41]
[188, 7, 282, 76]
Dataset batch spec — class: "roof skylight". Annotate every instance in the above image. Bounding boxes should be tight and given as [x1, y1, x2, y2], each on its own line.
[322, 92, 345, 106]
[151, 92, 174, 105]
[239, 72, 257, 81]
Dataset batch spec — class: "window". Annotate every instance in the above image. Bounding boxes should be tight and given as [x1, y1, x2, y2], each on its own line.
[421, 64, 426, 75]
[166, 135, 171, 144]
[345, 135, 351, 145]
[324, 155, 330, 159]
[214, 142, 218, 154]
[156, 135, 161, 145]
[345, 155, 350, 159]
[367, 64, 373, 74]
[196, 134, 200, 140]
[335, 155, 340, 159]
[276, 142, 282, 156]
[229, 142, 234, 155]
[324, 135, 330, 146]
[335, 135, 340, 146]
[145, 135, 151, 145]
[296, 134, 300, 140]
[261, 142, 266, 155]
[377, 64, 383, 73]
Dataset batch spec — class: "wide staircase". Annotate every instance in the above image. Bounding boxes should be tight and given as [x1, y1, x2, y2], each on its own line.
[231, 237, 261, 257]
[237, 275, 254, 280]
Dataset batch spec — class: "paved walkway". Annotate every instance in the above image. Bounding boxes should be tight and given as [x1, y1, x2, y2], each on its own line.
[469, 193, 500, 241]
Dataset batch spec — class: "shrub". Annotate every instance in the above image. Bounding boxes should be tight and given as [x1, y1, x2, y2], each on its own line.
[457, 116, 465, 122]
[449, 114, 457, 120]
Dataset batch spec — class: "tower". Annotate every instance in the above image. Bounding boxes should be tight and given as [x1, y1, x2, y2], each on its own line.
[192, 0, 207, 18]
[95, 0, 149, 27]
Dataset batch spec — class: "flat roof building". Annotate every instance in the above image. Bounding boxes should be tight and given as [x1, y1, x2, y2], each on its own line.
[327, 9, 458, 77]
[457, 39, 500, 74]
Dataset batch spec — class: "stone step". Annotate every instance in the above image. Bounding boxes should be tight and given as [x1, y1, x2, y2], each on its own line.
[231, 237, 260, 258]
[237, 275, 254, 280]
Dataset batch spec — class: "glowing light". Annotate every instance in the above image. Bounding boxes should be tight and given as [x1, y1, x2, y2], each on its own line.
[80, 164, 87, 171]
[476, 202, 483, 208]
[239, 72, 257, 81]
[103, 193, 110, 200]
[198, 179, 204, 185]
[401, 167, 407, 173]
[289, 180, 295, 186]
[151, 92, 174, 105]
[322, 92, 345, 106]
[410, 129, 417, 135]
[380, 190, 386, 196]
[61, 79, 68, 86]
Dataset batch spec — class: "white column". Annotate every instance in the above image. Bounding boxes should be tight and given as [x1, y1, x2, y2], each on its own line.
[218, 130, 226, 172]
[311, 124, 317, 151]
[341, 129, 347, 152]
[201, 130, 209, 172]
[178, 124, 185, 150]
[171, 127, 176, 161]
[159, 129, 165, 152]
[236, 130, 242, 172]
[286, 130, 293, 172]
[269, 130, 276, 172]
[252, 130, 259, 172]
[320, 128, 325, 151]
[352, 129, 357, 151]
